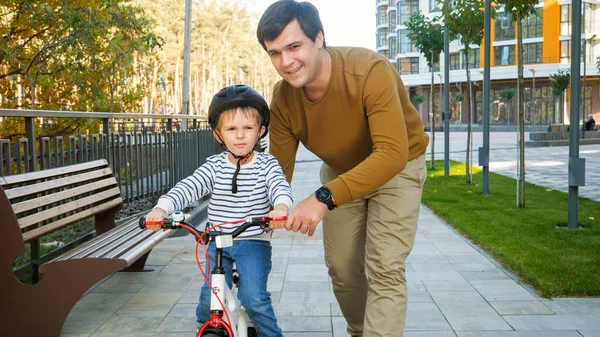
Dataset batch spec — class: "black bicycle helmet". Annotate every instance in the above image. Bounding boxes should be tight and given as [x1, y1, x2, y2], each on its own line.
[208, 84, 270, 138]
[208, 84, 271, 194]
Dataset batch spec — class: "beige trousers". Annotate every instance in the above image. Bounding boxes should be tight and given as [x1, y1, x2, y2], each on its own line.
[320, 154, 426, 337]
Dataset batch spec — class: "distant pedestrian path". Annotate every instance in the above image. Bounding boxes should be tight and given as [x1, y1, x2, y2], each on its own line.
[425, 131, 600, 202]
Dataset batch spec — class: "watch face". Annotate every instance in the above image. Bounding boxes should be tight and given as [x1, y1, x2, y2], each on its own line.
[317, 187, 330, 201]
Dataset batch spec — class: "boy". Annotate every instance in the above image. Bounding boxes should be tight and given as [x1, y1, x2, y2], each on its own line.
[144, 84, 291, 337]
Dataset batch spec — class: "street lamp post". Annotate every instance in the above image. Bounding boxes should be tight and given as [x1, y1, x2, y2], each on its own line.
[529, 68, 537, 128]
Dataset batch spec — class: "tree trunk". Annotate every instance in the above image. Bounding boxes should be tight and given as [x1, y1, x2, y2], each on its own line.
[465, 47, 472, 185]
[517, 15, 526, 208]
[430, 59, 435, 170]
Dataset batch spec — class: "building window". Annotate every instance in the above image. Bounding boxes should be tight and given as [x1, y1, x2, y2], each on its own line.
[389, 36, 398, 58]
[560, 5, 571, 35]
[560, 40, 571, 64]
[561, 4, 595, 35]
[377, 7, 387, 26]
[523, 42, 543, 64]
[388, 10, 396, 32]
[398, 29, 413, 54]
[377, 28, 388, 49]
[494, 45, 515, 65]
[398, 0, 419, 26]
[400, 57, 419, 75]
[430, 0, 440, 12]
[495, 12, 515, 41]
[522, 8, 543, 39]
[584, 3, 596, 34]
[464, 48, 480, 68]
[450, 53, 460, 70]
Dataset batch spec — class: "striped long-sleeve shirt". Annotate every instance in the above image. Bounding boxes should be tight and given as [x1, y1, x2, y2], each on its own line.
[155, 151, 293, 239]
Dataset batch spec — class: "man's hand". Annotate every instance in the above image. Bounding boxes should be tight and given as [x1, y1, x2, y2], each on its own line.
[285, 193, 328, 237]
[268, 203, 288, 229]
[144, 208, 167, 232]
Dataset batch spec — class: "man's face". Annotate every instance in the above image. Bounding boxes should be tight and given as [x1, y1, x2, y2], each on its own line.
[264, 19, 324, 89]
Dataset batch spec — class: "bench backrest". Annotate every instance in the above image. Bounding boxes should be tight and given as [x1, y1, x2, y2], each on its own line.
[0, 159, 122, 243]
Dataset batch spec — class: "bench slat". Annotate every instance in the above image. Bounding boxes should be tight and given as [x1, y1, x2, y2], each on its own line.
[0, 160, 109, 186]
[4, 168, 116, 200]
[87, 228, 155, 259]
[22, 198, 123, 242]
[57, 220, 145, 260]
[50, 220, 175, 267]
[18, 187, 122, 230]
[119, 229, 175, 266]
[11, 177, 118, 215]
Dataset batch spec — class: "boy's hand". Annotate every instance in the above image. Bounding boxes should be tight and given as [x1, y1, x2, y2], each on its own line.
[144, 208, 167, 232]
[268, 204, 288, 229]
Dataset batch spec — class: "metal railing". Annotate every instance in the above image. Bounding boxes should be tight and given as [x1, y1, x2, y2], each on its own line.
[0, 109, 218, 204]
[1, 109, 220, 281]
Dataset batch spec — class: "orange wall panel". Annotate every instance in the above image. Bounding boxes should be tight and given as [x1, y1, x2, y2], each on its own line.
[544, 0, 560, 64]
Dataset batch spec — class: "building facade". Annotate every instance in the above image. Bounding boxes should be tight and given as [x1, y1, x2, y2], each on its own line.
[376, 0, 599, 127]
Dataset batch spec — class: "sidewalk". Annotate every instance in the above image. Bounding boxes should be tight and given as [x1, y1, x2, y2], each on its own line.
[60, 139, 600, 337]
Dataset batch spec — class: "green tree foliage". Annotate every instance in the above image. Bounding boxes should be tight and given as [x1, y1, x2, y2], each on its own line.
[550, 69, 570, 97]
[0, 0, 161, 139]
[405, 12, 445, 170]
[405, 13, 444, 69]
[442, 0, 490, 184]
[0, 0, 281, 140]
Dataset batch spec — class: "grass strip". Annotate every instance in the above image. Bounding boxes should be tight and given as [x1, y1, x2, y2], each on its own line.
[422, 160, 600, 298]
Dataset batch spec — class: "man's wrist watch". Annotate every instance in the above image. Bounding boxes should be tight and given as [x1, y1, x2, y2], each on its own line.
[315, 186, 335, 210]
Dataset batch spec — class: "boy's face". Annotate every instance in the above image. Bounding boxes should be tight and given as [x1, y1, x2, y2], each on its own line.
[214, 108, 265, 158]
[264, 19, 324, 89]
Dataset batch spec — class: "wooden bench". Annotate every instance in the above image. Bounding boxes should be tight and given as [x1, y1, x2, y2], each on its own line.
[0, 159, 174, 337]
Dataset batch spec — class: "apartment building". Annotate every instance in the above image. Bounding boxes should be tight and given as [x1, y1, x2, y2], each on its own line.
[376, 0, 599, 126]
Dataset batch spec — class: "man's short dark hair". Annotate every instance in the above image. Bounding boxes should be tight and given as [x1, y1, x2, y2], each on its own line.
[256, 0, 326, 51]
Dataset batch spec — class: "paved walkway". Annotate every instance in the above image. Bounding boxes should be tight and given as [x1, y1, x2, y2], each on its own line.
[61, 132, 600, 336]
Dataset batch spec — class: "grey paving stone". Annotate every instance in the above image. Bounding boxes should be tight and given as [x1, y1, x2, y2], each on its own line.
[406, 332, 458, 337]
[470, 280, 538, 301]
[504, 315, 600, 330]
[579, 330, 600, 337]
[274, 302, 331, 317]
[460, 271, 512, 281]
[542, 298, 600, 315]
[456, 331, 583, 337]
[278, 316, 331, 332]
[430, 291, 498, 316]
[423, 279, 476, 292]
[95, 315, 163, 333]
[489, 301, 554, 315]
[405, 302, 452, 331]
[444, 313, 513, 331]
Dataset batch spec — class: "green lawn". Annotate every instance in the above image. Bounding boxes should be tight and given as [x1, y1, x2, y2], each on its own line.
[422, 160, 600, 298]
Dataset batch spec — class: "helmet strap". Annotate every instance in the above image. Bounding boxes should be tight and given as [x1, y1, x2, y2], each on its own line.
[214, 131, 257, 194]
[231, 152, 252, 194]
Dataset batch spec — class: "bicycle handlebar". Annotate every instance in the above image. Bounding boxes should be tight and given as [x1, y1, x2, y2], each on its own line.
[139, 215, 287, 241]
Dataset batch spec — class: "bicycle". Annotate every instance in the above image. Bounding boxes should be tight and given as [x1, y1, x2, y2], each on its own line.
[139, 211, 286, 337]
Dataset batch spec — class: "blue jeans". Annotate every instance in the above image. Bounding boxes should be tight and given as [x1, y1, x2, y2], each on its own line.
[196, 240, 283, 337]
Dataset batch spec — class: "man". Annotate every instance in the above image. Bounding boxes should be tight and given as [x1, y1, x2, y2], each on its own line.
[585, 114, 596, 131]
[257, 1, 429, 336]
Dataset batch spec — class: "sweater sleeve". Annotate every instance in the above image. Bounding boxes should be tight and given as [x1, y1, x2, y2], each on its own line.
[269, 86, 300, 184]
[155, 161, 215, 215]
[264, 155, 294, 211]
[324, 61, 410, 205]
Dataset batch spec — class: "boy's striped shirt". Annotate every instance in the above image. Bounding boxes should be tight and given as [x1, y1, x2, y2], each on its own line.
[156, 151, 293, 238]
